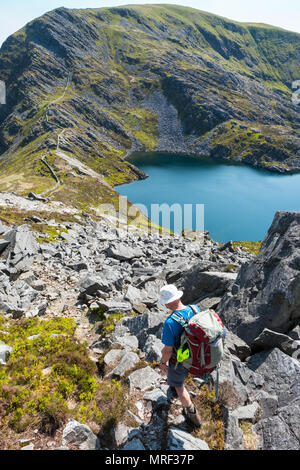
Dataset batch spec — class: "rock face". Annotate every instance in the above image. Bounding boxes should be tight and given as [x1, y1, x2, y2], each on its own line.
[218, 211, 300, 345]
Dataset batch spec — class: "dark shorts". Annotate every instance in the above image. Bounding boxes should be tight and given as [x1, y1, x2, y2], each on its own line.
[167, 362, 189, 388]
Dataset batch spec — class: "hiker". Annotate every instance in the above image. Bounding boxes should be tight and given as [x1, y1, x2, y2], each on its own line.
[158, 284, 202, 427]
[158, 284, 226, 427]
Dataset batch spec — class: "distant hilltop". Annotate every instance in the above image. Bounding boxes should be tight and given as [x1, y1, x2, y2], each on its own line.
[0, 4, 300, 212]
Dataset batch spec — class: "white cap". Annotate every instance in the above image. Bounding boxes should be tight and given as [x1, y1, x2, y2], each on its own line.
[158, 284, 183, 305]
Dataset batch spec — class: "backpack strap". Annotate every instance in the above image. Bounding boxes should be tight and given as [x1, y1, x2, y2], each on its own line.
[189, 304, 199, 316]
[169, 311, 188, 328]
[169, 305, 198, 327]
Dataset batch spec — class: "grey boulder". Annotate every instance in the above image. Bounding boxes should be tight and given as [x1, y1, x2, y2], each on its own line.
[168, 427, 210, 450]
[108, 352, 140, 377]
[2, 225, 39, 272]
[62, 419, 100, 450]
[144, 334, 164, 362]
[128, 366, 161, 391]
[107, 244, 143, 261]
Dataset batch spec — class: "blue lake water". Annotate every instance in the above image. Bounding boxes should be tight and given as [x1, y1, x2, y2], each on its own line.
[116, 153, 300, 243]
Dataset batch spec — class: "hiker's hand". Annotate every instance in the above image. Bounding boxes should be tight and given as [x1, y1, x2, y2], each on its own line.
[159, 362, 168, 375]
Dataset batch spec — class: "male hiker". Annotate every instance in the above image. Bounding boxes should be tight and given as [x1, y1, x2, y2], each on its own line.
[158, 284, 202, 427]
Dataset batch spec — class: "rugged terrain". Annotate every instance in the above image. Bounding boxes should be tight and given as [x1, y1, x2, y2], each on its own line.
[0, 4, 300, 212]
[0, 192, 299, 450]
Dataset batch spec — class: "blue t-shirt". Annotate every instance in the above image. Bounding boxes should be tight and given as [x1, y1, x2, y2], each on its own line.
[162, 305, 201, 347]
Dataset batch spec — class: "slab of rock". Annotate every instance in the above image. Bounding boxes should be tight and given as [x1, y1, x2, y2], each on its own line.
[2, 225, 39, 272]
[231, 402, 260, 423]
[103, 349, 127, 366]
[128, 366, 161, 391]
[288, 325, 300, 341]
[123, 311, 166, 349]
[67, 261, 89, 272]
[108, 352, 140, 377]
[62, 419, 100, 450]
[282, 339, 300, 359]
[0, 221, 8, 235]
[223, 409, 244, 450]
[179, 269, 237, 304]
[253, 391, 278, 419]
[27, 192, 49, 202]
[144, 334, 164, 362]
[132, 302, 147, 315]
[78, 275, 110, 296]
[30, 280, 46, 292]
[0, 239, 10, 255]
[167, 427, 210, 450]
[225, 330, 252, 360]
[109, 334, 139, 351]
[143, 388, 169, 407]
[21, 443, 35, 450]
[96, 299, 132, 314]
[251, 328, 295, 354]
[107, 244, 143, 261]
[110, 423, 136, 448]
[197, 296, 222, 310]
[124, 285, 143, 304]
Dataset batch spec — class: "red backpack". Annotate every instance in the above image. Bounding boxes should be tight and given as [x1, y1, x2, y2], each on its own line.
[170, 305, 226, 377]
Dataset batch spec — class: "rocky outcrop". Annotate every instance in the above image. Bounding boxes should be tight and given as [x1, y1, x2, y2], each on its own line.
[218, 211, 300, 345]
[1, 225, 39, 274]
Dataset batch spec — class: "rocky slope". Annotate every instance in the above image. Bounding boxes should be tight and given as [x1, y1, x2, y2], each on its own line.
[0, 193, 299, 450]
[0, 5, 300, 211]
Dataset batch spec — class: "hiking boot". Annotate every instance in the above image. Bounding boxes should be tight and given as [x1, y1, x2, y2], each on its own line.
[183, 403, 202, 427]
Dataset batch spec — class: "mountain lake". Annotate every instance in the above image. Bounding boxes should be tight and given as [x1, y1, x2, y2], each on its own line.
[116, 153, 300, 243]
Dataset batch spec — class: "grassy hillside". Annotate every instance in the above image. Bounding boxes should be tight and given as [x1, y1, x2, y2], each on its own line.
[0, 4, 300, 211]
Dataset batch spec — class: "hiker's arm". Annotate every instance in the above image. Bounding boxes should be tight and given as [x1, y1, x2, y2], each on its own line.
[160, 345, 173, 373]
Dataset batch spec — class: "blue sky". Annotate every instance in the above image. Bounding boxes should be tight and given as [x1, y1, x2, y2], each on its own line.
[1, 0, 300, 46]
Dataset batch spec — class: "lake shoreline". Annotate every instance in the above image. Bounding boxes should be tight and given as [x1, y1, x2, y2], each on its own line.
[116, 152, 300, 243]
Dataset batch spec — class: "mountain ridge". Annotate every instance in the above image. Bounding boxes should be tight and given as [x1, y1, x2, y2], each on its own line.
[0, 4, 300, 213]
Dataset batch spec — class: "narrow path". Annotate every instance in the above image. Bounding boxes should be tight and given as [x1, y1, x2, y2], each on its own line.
[46, 72, 72, 123]
[39, 153, 60, 196]
[37, 73, 72, 197]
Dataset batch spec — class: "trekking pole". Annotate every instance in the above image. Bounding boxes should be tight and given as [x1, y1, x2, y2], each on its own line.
[214, 366, 220, 402]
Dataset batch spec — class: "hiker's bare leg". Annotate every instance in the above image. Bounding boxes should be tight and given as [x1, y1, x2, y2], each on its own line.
[175, 385, 192, 408]
[176, 384, 202, 426]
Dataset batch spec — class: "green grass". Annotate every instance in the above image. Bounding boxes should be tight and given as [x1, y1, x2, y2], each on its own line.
[233, 240, 262, 255]
[0, 315, 133, 448]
